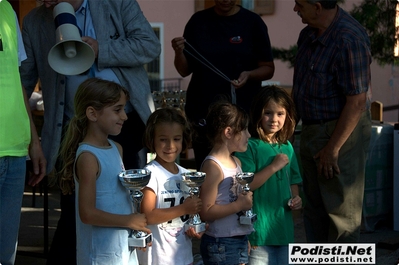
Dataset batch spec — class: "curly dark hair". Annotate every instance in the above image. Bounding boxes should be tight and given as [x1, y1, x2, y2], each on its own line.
[143, 108, 191, 153]
[205, 101, 249, 146]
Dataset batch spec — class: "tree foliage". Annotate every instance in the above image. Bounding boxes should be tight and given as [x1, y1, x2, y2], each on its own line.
[273, 0, 397, 67]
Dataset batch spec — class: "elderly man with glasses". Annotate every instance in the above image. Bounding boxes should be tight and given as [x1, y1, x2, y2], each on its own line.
[292, 0, 372, 243]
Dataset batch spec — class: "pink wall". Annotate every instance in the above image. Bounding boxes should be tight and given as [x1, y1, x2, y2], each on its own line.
[138, 0, 398, 122]
[139, 0, 194, 90]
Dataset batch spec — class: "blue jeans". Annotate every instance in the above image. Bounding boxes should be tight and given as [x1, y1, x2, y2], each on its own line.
[249, 245, 289, 265]
[0, 156, 26, 265]
[200, 234, 249, 265]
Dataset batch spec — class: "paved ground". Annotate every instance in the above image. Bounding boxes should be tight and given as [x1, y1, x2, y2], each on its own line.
[15, 183, 399, 265]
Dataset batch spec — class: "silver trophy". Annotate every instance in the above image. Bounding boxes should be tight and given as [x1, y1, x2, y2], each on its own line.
[181, 172, 206, 233]
[235, 172, 257, 225]
[118, 169, 152, 248]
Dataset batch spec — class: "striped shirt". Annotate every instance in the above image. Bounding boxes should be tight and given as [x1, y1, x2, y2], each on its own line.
[293, 7, 371, 121]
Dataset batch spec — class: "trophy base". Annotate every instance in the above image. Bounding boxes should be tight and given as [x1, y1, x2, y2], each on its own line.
[184, 222, 206, 233]
[240, 214, 257, 225]
[128, 233, 152, 248]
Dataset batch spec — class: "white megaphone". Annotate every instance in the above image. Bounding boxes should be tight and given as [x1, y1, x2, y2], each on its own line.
[48, 2, 95, 75]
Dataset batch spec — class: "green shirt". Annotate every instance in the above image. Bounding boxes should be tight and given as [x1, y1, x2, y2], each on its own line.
[235, 138, 302, 246]
[0, 0, 30, 157]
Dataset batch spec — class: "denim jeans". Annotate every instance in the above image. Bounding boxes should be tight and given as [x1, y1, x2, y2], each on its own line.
[200, 234, 249, 265]
[249, 245, 289, 265]
[0, 156, 26, 265]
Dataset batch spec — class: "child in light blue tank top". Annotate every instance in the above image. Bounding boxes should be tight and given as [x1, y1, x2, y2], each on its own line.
[57, 78, 151, 265]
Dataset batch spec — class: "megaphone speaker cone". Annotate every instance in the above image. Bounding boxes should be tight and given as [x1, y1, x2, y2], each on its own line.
[48, 1, 95, 75]
[48, 41, 95, 75]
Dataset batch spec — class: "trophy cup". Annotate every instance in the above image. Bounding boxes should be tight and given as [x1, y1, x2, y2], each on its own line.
[181, 172, 206, 233]
[118, 169, 152, 248]
[235, 172, 257, 225]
